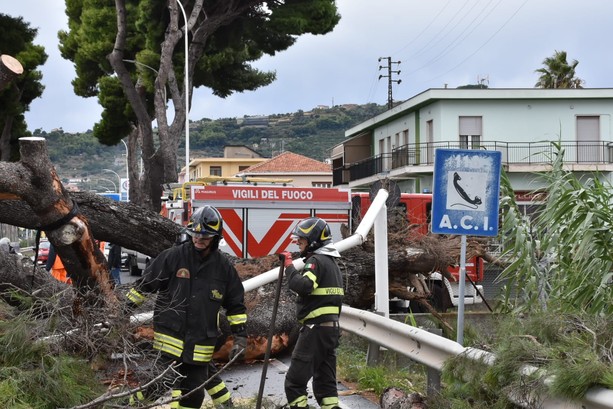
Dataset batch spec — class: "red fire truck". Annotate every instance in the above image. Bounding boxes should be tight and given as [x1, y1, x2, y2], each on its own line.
[351, 192, 484, 311]
[161, 182, 484, 311]
[163, 183, 352, 258]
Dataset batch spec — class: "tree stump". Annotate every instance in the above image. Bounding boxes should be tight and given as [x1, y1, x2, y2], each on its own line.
[0, 54, 23, 91]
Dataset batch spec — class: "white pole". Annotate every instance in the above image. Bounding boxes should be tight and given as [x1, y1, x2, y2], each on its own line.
[176, 0, 190, 182]
[120, 139, 129, 201]
[374, 202, 389, 317]
[457, 235, 467, 345]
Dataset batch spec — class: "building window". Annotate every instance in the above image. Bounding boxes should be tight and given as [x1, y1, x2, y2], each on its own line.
[312, 182, 331, 188]
[459, 116, 482, 149]
[238, 165, 250, 171]
[210, 166, 222, 176]
[426, 120, 434, 163]
[459, 135, 481, 149]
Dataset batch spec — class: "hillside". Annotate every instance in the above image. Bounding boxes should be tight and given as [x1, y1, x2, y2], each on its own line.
[33, 103, 386, 186]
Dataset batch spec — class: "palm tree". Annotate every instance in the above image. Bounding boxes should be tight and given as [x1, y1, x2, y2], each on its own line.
[535, 50, 584, 88]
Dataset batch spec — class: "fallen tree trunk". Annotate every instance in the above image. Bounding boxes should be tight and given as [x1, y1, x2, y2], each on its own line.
[0, 137, 125, 303]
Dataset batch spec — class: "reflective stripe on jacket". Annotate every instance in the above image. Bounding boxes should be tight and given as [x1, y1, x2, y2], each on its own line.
[285, 253, 344, 325]
[125, 242, 247, 364]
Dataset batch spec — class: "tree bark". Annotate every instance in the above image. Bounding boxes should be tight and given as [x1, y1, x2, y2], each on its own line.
[0, 115, 15, 162]
[0, 137, 147, 303]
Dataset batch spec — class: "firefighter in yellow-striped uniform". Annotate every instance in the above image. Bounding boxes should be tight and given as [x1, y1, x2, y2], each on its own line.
[280, 217, 344, 409]
[125, 206, 247, 409]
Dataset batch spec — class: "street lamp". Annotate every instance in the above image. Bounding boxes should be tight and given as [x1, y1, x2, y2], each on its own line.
[95, 177, 118, 193]
[176, 0, 190, 181]
[102, 168, 121, 189]
[122, 59, 167, 102]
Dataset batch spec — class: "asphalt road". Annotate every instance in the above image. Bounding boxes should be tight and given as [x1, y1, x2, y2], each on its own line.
[211, 355, 380, 408]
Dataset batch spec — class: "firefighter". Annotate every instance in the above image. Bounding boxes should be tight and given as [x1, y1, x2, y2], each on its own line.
[125, 205, 247, 409]
[280, 217, 344, 409]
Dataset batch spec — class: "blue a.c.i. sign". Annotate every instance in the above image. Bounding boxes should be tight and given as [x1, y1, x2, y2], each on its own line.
[431, 149, 501, 237]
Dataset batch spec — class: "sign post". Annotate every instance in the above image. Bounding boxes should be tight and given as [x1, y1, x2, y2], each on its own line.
[431, 149, 501, 345]
[120, 178, 129, 202]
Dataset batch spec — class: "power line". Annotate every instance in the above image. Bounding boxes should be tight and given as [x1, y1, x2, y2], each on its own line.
[378, 57, 402, 109]
[391, 0, 454, 57]
[422, 0, 529, 85]
[404, 0, 500, 77]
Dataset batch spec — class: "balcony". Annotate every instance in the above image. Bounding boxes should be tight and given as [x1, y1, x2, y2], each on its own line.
[333, 140, 613, 185]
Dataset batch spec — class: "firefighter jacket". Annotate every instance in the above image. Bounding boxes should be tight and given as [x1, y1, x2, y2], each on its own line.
[285, 252, 344, 325]
[126, 242, 247, 365]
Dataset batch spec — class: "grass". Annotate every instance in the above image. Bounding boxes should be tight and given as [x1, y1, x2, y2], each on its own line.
[0, 304, 107, 409]
[336, 330, 427, 398]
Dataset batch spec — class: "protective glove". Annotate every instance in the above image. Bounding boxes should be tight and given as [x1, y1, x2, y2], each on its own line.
[279, 252, 293, 268]
[228, 335, 247, 361]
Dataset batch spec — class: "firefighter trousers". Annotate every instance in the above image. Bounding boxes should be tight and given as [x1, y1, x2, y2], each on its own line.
[135, 355, 232, 408]
[284, 323, 340, 408]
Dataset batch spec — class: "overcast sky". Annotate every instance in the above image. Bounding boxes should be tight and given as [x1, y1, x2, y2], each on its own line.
[3, 0, 612, 133]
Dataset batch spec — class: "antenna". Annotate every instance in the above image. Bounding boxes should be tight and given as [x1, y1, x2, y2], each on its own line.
[477, 75, 489, 87]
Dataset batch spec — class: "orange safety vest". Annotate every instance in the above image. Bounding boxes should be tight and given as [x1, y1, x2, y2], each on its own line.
[51, 256, 71, 284]
[50, 242, 106, 284]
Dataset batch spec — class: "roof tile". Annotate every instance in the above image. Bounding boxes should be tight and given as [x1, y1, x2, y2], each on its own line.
[242, 151, 331, 173]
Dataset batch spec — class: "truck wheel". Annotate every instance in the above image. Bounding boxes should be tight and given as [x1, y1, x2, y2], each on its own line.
[430, 281, 453, 313]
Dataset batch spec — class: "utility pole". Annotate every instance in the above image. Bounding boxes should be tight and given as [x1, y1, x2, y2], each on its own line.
[378, 57, 401, 109]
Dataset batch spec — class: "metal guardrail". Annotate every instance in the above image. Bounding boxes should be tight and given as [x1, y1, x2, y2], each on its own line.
[340, 306, 613, 409]
[339, 306, 471, 371]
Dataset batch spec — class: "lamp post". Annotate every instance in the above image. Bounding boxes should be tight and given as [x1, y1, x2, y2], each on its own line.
[120, 139, 129, 201]
[102, 168, 121, 191]
[95, 177, 118, 193]
[176, 0, 190, 182]
[122, 59, 167, 102]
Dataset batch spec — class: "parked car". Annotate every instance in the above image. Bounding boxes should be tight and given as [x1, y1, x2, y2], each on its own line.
[36, 240, 51, 265]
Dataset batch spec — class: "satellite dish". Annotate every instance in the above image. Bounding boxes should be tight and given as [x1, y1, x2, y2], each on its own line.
[369, 179, 401, 208]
